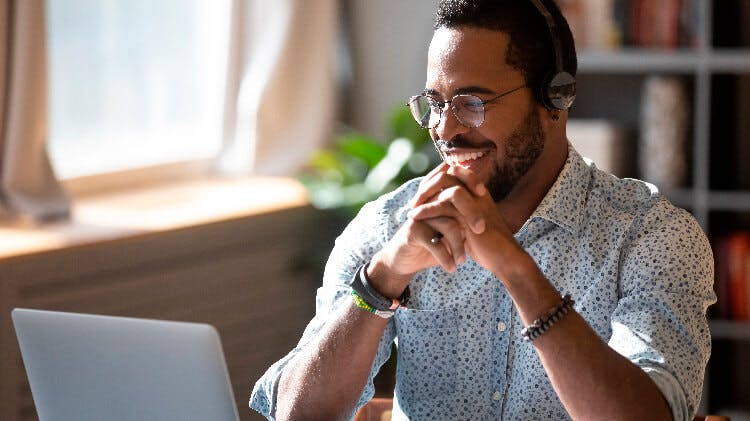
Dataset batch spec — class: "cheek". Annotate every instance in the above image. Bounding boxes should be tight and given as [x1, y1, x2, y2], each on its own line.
[479, 108, 529, 143]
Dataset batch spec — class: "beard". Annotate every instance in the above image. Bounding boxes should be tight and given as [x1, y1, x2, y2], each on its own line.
[484, 108, 545, 202]
[435, 108, 546, 202]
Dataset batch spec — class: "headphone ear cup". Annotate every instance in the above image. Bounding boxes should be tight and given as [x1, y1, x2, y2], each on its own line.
[542, 71, 576, 111]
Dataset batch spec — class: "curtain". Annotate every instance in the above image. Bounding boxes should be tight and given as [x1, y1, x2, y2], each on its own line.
[218, 0, 338, 176]
[0, 0, 69, 221]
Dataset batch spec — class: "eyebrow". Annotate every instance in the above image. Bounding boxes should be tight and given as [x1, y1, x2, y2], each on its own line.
[423, 86, 498, 97]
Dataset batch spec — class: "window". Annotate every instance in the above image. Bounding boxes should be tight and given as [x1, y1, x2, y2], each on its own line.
[46, 0, 231, 179]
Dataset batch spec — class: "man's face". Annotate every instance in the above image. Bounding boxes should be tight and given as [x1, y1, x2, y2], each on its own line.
[426, 26, 545, 202]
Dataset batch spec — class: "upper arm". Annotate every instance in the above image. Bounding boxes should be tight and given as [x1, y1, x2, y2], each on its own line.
[609, 203, 716, 420]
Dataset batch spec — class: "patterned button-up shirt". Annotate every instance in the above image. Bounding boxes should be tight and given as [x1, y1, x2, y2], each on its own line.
[251, 145, 716, 421]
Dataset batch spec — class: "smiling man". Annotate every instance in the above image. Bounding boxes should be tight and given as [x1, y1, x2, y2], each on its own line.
[250, 1, 715, 420]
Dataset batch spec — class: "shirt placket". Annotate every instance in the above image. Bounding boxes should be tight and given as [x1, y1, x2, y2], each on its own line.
[487, 278, 514, 419]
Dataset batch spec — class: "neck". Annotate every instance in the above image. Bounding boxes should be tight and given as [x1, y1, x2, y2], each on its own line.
[495, 133, 568, 233]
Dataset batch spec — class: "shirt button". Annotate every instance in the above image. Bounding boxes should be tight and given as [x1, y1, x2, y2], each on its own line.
[497, 321, 507, 332]
[493, 391, 501, 401]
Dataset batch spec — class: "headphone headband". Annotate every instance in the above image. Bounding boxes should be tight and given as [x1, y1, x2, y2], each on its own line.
[526, 0, 576, 111]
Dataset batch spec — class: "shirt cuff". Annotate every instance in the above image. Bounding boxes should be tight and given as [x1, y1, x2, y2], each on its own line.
[250, 352, 296, 420]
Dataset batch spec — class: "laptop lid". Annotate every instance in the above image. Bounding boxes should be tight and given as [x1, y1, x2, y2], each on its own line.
[12, 308, 240, 421]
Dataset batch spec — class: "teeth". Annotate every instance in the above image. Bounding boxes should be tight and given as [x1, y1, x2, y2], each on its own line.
[446, 151, 485, 166]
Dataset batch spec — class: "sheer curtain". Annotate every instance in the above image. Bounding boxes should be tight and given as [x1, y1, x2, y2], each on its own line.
[0, 0, 336, 222]
[0, 0, 69, 220]
[218, 0, 337, 176]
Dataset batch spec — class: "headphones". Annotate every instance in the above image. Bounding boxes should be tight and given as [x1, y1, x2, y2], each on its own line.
[527, 0, 576, 111]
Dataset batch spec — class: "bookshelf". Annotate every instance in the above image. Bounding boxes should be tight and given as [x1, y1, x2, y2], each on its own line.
[710, 320, 750, 341]
[567, 0, 750, 415]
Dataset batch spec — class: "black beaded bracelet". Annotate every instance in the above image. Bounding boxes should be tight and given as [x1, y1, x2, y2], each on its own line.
[521, 294, 575, 342]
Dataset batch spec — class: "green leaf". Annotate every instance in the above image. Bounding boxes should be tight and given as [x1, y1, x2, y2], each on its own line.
[338, 133, 387, 169]
[309, 150, 344, 172]
[364, 138, 413, 194]
[388, 104, 431, 147]
[299, 103, 442, 215]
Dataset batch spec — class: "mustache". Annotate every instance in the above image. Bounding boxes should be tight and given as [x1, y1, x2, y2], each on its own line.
[435, 137, 495, 151]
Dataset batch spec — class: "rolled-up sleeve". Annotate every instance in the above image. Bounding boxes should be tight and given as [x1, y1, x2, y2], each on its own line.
[609, 201, 716, 421]
[249, 196, 403, 420]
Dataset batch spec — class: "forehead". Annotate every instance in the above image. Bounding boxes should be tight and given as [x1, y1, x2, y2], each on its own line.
[427, 26, 523, 93]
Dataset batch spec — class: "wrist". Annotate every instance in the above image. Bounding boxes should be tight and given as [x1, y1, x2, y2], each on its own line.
[367, 253, 413, 299]
[495, 251, 563, 325]
[491, 245, 537, 282]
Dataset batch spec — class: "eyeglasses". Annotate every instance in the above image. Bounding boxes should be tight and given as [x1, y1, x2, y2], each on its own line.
[407, 85, 527, 129]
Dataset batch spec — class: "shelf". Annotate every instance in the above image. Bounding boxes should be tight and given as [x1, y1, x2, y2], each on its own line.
[708, 191, 750, 211]
[654, 189, 750, 212]
[579, 49, 700, 73]
[661, 188, 696, 209]
[707, 50, 750, 72]
[578, 49, 750, 74]
[709, 320, 750, 340]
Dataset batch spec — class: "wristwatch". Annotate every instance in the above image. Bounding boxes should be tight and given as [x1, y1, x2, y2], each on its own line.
[350, 263, 410, 312]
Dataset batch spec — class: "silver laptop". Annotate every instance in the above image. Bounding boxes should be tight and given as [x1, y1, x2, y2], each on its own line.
[12, 308, 240, 421]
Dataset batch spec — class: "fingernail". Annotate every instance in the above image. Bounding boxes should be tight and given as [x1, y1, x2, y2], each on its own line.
[476, 183, 487, 196]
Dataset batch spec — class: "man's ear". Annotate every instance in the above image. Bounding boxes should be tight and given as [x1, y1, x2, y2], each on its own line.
[538, 105, 567, 140]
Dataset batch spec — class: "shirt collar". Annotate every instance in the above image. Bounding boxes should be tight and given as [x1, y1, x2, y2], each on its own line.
[528, 143, 591, 235]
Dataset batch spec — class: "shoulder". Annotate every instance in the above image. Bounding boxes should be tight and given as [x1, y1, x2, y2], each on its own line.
[588, 165, 662, 216]
[332, 177, 423, 250]
[588, 165, 690, 228]
[357, 177, 423, 230]
[586, 165, 709, 255]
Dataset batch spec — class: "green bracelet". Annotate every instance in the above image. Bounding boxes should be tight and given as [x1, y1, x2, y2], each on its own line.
[351, 290, 395, 319]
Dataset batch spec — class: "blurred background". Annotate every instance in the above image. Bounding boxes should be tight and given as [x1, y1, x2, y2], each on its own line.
[0, 0, 749, 419]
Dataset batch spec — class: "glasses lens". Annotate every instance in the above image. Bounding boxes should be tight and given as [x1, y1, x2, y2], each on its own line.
[409, 95, 442, 129]
[452, 95, 484, 128]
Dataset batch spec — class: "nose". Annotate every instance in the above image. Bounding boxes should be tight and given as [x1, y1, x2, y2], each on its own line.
[432, 104, 469, 142]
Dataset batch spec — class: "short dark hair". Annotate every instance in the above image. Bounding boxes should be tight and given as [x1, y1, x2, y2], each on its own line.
[434, 0, 577, 106]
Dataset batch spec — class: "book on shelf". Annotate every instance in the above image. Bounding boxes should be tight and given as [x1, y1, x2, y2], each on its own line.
[713, 232, 750, 321]
[638, 75, 689, 189]
[739, 3, 750, 190]
[567, 119, 635, 178]
[736, 75, 750, 190]
[556, 0, 698, 50]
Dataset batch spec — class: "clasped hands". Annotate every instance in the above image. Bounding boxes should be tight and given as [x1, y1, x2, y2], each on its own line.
[369, 162, 527, 298]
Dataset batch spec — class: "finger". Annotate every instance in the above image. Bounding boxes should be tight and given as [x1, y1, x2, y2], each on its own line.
[437, 187, 486, 234]
[408, 163, 449, 208]
[425, 161, 450, 179]
[422, 216, 466, 269]
[411, 164, 451, 207]
[446, 165, 488, 198]
[412, 171, 470, 208]
[407, 219, 457, 272]
[408, 187, 486, 234]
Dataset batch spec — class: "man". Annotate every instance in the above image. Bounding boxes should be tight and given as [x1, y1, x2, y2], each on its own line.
[251, 1, 715, 420]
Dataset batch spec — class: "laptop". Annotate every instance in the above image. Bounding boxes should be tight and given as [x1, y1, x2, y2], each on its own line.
[12, 308, 241, 421]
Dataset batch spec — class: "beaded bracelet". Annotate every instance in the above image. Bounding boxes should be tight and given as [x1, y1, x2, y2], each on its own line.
[351, 290, 397, 319]
[521, 294, 575, 342]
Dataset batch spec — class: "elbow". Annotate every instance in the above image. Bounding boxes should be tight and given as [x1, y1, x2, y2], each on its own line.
[275, 374, 353, 421]
[275, 397, 352, 421]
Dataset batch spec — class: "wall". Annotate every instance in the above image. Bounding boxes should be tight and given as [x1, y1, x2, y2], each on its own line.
[0, 206, 332, 421]
[347, 0, 439, 139]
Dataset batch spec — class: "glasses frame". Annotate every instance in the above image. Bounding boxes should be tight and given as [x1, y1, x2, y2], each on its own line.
[407, 84, 527, 129]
